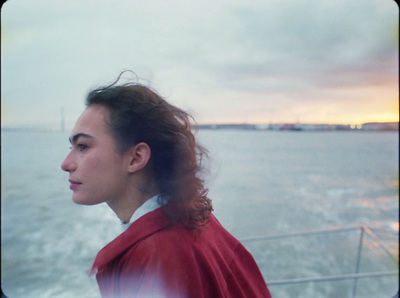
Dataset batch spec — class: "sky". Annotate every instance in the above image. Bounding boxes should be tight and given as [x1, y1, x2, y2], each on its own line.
[1, 0, 398, 129]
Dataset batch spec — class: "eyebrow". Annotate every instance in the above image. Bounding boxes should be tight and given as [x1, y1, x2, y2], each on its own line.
[69, 133, 95, 145]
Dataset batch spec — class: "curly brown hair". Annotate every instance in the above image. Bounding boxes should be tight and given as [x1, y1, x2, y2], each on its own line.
[86, 75, 212, 228]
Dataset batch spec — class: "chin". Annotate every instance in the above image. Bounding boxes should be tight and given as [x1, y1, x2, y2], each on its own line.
[72, 194, 101, 206]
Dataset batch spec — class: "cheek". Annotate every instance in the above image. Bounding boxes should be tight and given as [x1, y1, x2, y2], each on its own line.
[84, 153, 117, 172]
[91, 156, 127, 184]
[81, 149, 127, 183]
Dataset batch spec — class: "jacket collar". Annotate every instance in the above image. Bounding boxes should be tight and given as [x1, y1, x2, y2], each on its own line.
[91, 207, 171, 275]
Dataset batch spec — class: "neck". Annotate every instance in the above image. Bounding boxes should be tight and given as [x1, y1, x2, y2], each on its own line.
[107, 168, 159, 223]
[107, 189, 157, 223]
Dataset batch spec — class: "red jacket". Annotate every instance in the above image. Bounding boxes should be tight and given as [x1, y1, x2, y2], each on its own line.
[91, 208, 272, 298]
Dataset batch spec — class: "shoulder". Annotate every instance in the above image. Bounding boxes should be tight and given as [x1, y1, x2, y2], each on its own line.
[122, 221, 196, 266]
[120, 213, 242, 277]
[117, 223, 201, 297]
[119, 215, 237, 281]
[105, 213, 271, 297]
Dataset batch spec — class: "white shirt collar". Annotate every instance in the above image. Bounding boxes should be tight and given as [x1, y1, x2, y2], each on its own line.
[121, 194, 160, 231]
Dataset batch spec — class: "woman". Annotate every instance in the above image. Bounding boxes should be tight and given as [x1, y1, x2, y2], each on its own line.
[61, 74, 272, 297]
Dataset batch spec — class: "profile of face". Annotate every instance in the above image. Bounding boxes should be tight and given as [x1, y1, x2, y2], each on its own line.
[61, 105, 132, 206]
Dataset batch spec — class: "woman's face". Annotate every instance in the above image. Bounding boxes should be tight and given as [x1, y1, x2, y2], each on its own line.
[61, 105, 131, 205]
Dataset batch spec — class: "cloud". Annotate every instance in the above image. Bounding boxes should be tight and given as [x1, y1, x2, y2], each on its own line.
[1, 0, 398, 127]
[205, 0, 398, 89]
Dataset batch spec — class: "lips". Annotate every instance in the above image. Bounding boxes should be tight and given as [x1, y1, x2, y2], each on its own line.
[69, 179, 82, 191]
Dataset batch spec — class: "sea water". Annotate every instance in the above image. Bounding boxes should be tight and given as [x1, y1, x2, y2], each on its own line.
[1, 129, 398, 297]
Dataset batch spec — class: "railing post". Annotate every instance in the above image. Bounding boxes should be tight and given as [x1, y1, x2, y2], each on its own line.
[352, 227, 365, 298]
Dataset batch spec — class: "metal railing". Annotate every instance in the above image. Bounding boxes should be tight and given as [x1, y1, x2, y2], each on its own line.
[241, 225, 399, 298]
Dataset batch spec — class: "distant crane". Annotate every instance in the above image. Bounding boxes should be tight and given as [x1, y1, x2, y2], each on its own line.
[61, 107, 65, 132]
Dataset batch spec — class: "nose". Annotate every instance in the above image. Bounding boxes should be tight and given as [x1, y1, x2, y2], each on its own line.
[61, 151, 76, 172]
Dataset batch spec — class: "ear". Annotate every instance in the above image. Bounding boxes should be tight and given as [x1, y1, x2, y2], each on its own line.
[126, 142, 152, 173]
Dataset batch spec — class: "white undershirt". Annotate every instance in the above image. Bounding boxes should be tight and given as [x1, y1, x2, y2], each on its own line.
[121, 194, 161, 231]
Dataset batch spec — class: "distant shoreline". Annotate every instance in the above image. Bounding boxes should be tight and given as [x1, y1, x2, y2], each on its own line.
[198, 122, 399, 131]
[2, 122, 398, 132]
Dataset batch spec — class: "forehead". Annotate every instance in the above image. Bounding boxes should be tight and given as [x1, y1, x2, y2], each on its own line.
[72, 104, 112, 137]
